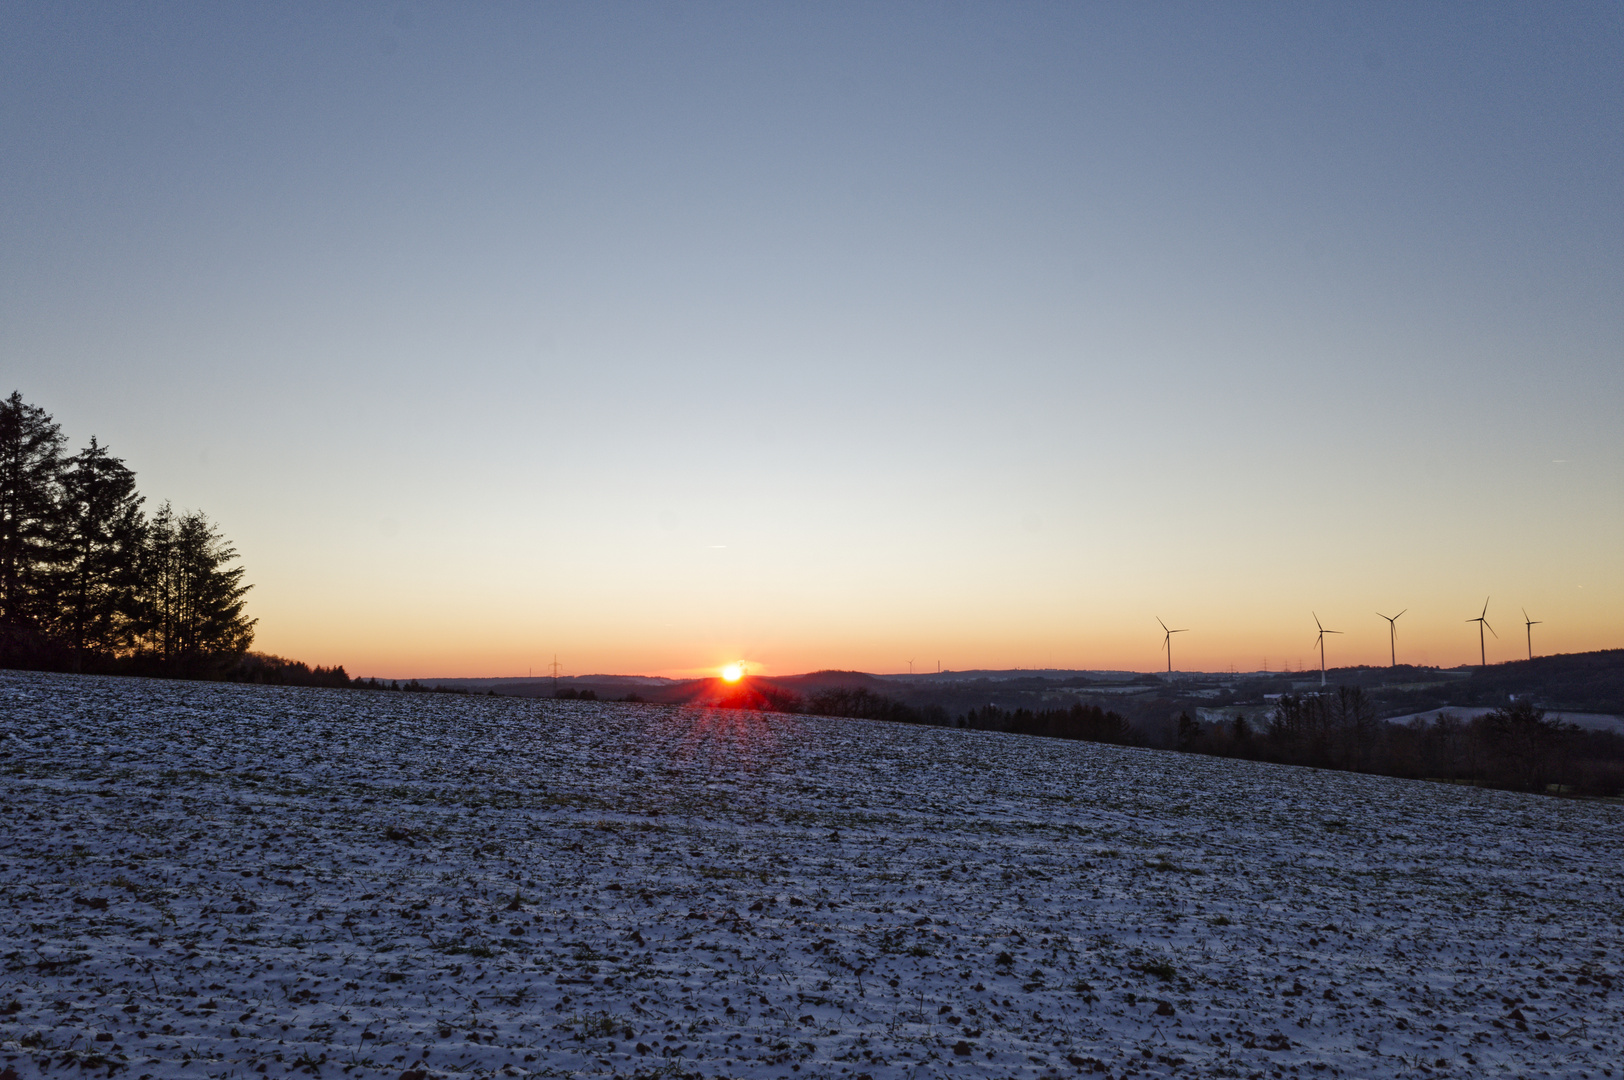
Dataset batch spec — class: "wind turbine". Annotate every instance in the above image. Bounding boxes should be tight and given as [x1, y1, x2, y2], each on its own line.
[1312, 613, 1342, 686]
[1376, 609, 1406, 668]
[1522, 608, 1541, 660]
[1157, 617, 1188, 675]
[1467, 597, 1496, 667]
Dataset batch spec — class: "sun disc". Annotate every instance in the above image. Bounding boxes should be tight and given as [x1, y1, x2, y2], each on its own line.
[721, 663, 743, 683]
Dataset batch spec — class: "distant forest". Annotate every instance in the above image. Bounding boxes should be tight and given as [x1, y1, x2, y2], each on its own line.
[0, 392, 257, 678]
[1172, 691, 1624, 798]
[702, 679, 1624, 798]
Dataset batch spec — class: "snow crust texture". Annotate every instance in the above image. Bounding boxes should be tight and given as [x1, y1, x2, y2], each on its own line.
[2, 670, 1622, 1080]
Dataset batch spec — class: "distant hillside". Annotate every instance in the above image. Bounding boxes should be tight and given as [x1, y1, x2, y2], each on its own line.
[768, 670, 894, 692]
[411, 649, 1624, 721]
[1464, 650, 1624, 715]
[1333, 651, 1624, 718]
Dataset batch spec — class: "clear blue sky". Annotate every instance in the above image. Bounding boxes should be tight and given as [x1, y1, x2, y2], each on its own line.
[4, 2, 1620, 676]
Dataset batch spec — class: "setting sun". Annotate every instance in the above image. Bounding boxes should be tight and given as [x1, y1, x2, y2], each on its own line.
[720, 663, 744, 683]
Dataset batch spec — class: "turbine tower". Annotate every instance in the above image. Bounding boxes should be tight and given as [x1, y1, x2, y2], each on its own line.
[1376, 609, 1406, 668]
[1467, 597, 1496, 667]
[1312, 613, 1342, 687]
[1157, 617, 1188, 675]
[1522, 608, 1541, 661]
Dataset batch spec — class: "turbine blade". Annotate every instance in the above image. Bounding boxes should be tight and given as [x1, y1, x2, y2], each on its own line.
[1485, 620, 1497, 638]
[1157, 617, 1168, 632]
[1313, 612, 1323, 631]
[1481, 597, 1490, 618]
[1396, 609, 1406, 619]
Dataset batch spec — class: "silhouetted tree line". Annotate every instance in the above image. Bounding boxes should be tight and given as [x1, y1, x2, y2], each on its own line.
[1176, 690, 1624, 797]
[805, 686, 948, 726]
[377, 678, 487, 695]
[553, 687, 599, 700]
[228, 653, 479, 694]
[228, 651, 355, 688]
[961, 701, 1140, 744]
[737, 683, 1140, 746]
[1, 392, 255, 678]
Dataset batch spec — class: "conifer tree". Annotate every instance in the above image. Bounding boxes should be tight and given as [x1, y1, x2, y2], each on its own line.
[0, 391, 65, 629]
[53, 437, 146, 667]
[137, 502, 256, 670]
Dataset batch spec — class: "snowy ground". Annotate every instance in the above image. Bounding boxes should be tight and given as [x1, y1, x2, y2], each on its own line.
[2, 671, 1621, 1080]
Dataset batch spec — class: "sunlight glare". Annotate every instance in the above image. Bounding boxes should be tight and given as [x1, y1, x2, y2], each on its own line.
[721, 663, 744, 683]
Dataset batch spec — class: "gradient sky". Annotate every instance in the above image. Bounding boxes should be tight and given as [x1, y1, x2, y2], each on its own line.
[4, 3, 1620, 678]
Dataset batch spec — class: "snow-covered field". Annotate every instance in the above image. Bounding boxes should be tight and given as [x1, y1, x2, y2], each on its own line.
[2, 671, 1621, 1080]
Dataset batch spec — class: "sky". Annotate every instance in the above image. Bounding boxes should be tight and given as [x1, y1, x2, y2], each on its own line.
[3, 2, 1620, 678]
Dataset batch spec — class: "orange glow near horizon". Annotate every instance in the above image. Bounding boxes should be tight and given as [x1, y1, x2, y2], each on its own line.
[720, 663, 744, 683]
[250, 585, 1621, 682]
